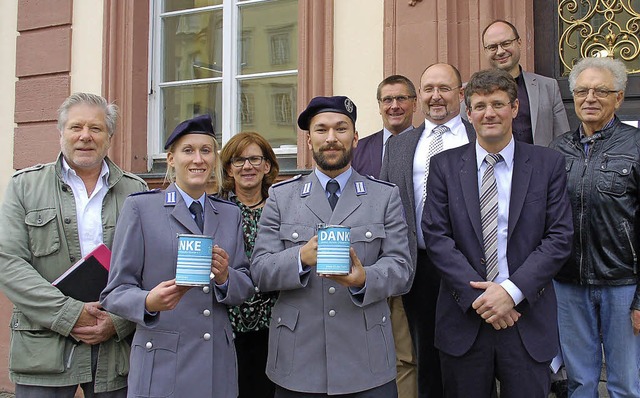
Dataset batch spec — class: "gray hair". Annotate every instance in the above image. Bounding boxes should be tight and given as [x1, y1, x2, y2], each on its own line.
[568, 57, 628, 92]
[57, 93, 119, 137]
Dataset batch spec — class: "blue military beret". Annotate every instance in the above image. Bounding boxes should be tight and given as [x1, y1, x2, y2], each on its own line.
[164, 114, 215, 150]
[297, 96, 357, 131]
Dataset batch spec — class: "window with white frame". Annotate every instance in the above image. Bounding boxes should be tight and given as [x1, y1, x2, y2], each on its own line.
[148, 0, 298, 166]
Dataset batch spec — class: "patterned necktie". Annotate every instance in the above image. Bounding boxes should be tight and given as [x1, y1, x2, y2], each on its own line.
[480, 153, 503, 281]
[422, 125, 448, 204]
[189, 201, 204, 232]
[327, 179, 340, 210]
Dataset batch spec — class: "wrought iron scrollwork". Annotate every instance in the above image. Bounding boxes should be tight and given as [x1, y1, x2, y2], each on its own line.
[559, 0, 639, 74]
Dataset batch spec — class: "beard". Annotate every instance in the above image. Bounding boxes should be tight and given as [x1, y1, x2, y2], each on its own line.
[313, 145, 352, 172]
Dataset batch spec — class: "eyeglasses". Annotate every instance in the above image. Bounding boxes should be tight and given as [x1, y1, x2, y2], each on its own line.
[421, 86, 460, 94]
[483, 38, 519, 53]
[572, 87, 619, 99]
[231, 156, 265, 167]
[379, 95, 416, 105]
[469, 101, 512, 113]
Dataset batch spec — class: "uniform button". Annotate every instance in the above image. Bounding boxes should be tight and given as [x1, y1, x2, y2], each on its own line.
[203, 333, 211, 340]
[623, 168, 628, 173]
[64, 217, 71, 224]
[202, 286, 210, 293]
[365, 231, 372, 239]
[254, 286, 260, 293]
[37, 217, 42, 224]
[382, 316, 387, 322]
[329, 310, 336, 317]
[145, 342, 153, 349]
[203, 309, 211, 316]
[328, 287, 336, 294]
[277, 317, 282, 323]
[292, 232, 299, 239]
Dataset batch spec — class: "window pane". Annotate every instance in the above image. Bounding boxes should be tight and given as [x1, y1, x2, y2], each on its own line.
[162, 83, 222, 148]
[162, 10, 223, 82]
[239, 75, 297, 149]
[164, 0, 222, 13]
[238, 0, 298, 74]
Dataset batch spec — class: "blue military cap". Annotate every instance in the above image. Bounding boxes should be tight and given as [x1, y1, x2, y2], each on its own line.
[164, 114, 215, 150]
[297, 96, 357, 131]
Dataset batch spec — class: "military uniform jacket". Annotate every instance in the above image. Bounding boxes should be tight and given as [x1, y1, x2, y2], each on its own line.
[0, 154, 147, 391]
[100, 183, 254, 398]
[251, 169, 412, 395]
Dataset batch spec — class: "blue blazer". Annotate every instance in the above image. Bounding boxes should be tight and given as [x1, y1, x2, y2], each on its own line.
[422, 140, 573, 362]
[351, 130, 384, 178]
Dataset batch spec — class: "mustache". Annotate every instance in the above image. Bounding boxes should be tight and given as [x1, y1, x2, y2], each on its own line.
[320, 144, 344, 151]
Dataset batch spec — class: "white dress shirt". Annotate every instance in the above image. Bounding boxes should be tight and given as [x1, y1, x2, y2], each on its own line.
[61, 158, 109, 257]
[414, 115, 470, 249]
[475, 137, 524, 305]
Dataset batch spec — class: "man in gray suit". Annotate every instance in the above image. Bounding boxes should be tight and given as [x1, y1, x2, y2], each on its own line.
[482, 19, 570, 146]
[252, 96, 412, 398]
[380, 63, 476, 398]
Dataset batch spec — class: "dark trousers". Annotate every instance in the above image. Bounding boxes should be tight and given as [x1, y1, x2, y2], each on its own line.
[16, 345, 127, 398]
[275, 380, 397, 398]
[402, 249, 443, 398]
[439, 322, 551, 398]
[236, 328, 276, 398]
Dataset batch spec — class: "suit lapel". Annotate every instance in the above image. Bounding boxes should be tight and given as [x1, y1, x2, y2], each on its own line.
[371, 131, 384, 177]
[524, 72, 540, 137]
[165, 184, 202, 235]
[303, 173, 333, 223]
[330, 173, 362, 225]
[459, 145, 483, 245]
[405, 124, 425, 212]
[508, 142, 532, 241]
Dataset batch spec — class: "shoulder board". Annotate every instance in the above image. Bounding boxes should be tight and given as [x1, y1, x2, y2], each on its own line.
[208, 195, 235, 206]
[12, 164, 46, 176]
[273, 174, 302, 188]
[129, 188, 160, 196]
[365, 175, 396, 187]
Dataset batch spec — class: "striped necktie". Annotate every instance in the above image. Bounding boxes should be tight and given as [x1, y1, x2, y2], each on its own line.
[480, 153, 503, 281]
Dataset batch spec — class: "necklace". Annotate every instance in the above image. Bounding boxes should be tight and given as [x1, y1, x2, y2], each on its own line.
[246, 197, 265, 209]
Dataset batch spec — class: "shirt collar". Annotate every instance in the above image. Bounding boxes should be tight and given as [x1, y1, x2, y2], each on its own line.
[475, 136, 515, 171]
[174, 184, 206, 209]
[314, 167, 352, 193]
[424, 115, 463, 137]
[382, 125, 413, 145]
[61, 157, 109, 184]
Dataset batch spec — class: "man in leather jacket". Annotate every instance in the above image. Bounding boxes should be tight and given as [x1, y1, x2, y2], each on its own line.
[550, 57, 640, 397]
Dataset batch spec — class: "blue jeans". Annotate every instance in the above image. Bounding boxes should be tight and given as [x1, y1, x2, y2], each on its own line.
[555, 281, 640, 398]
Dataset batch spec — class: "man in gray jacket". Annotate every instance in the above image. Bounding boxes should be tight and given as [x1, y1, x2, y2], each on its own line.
[0, 93, 147, 397]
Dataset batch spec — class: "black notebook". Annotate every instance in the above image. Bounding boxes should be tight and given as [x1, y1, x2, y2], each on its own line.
[52, 244, 111, 302]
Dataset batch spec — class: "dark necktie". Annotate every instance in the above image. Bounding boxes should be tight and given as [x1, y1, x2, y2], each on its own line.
[189, 201, 204, 232]
[326, 179, 340, 211]
[480, 153, 503, 281]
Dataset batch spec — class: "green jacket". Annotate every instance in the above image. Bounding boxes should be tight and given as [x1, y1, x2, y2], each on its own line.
[0, 154, 147, 391]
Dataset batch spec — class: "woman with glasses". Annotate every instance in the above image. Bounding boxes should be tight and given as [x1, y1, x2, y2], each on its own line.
[219, 132, 280, 398]
[101, 115, 254, 398]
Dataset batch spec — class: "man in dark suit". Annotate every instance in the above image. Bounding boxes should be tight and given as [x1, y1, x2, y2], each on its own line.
[423, 68, 573, 397]
[352, 74, 418, 398]
[380, 63, 475, 398]
[352, 75, 417, 179]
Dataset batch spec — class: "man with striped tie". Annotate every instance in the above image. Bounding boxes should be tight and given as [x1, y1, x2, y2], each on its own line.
[422, 68, 573, 398]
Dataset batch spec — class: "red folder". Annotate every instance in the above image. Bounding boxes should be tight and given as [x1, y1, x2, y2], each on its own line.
[52, 244, 111, 302]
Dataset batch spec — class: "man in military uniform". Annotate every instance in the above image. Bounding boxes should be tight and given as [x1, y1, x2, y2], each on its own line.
[252, 96, 412, 397]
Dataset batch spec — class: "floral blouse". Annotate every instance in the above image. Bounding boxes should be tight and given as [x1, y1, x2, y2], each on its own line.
[227, 194, 278, 333]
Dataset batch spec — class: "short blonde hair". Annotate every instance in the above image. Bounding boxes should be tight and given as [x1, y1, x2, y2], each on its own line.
[164, 135, 222, 190]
